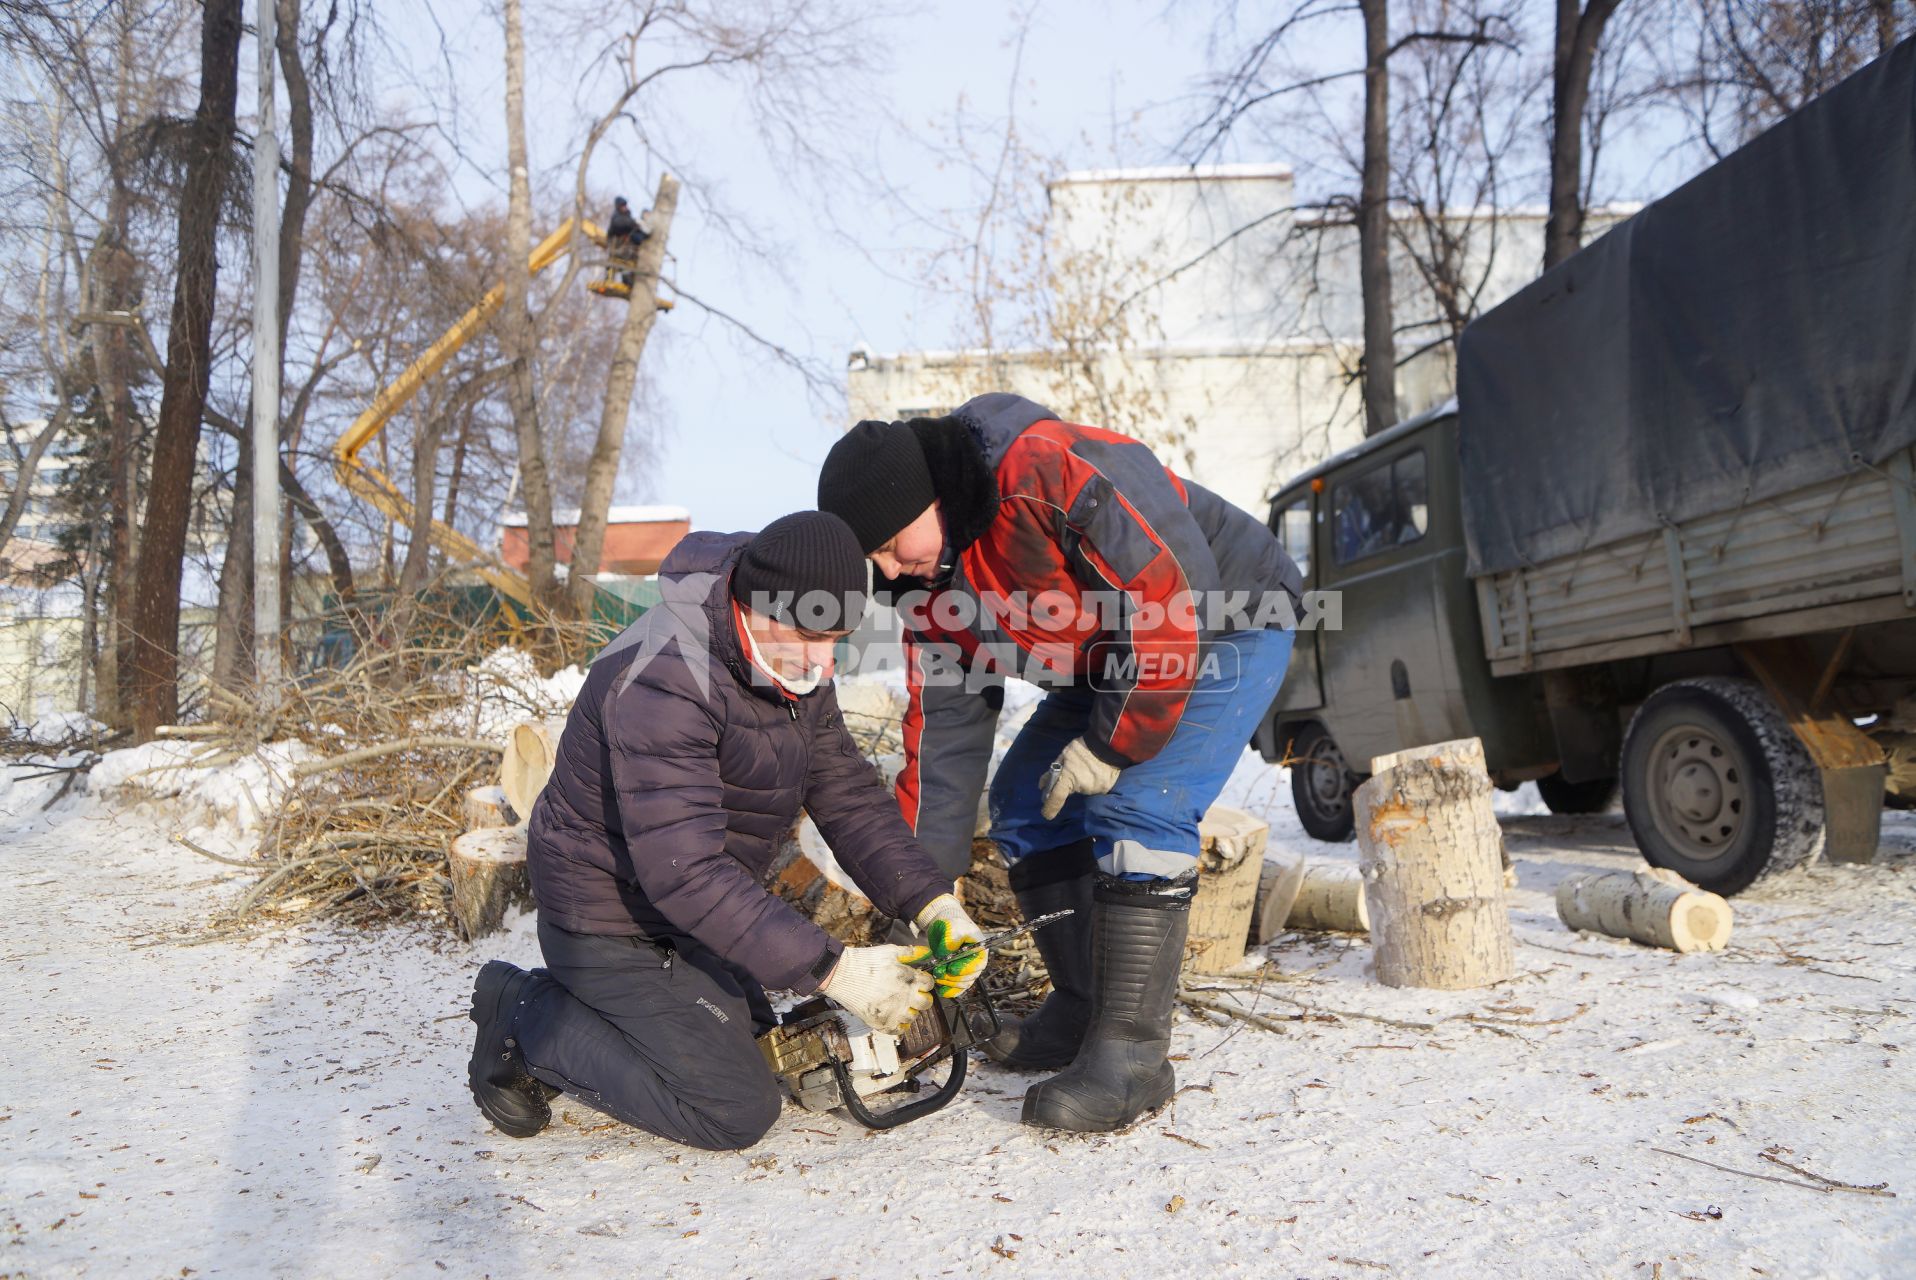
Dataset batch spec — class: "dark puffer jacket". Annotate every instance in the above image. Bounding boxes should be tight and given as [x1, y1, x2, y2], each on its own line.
[525, 531, 951, 993]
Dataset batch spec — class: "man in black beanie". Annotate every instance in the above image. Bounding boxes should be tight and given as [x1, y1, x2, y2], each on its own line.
[819, 396, 1303, 1135]
[466, 511, 985, 1151]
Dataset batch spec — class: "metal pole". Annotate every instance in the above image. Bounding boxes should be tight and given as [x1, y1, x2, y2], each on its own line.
[251, 0, 282, 705]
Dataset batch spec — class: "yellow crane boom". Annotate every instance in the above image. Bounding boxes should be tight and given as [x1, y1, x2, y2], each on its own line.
[332, 218, 605, 606]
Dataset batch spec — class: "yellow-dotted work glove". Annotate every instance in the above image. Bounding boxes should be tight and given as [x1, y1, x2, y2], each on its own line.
[818, 944, 934, 1034]
[1040, 736, 1123, 820]
[914, 893, 986, 999]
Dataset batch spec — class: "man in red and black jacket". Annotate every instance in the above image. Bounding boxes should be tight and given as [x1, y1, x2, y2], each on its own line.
[819, 393, 1301, 1133]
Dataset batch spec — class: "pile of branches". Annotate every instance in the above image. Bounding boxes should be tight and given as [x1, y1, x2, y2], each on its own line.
[195, 590, 597, 934]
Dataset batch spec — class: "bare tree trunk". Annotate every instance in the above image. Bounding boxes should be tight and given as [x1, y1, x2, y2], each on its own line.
[213, 415, 254, 688]
[126, 0, 243, 739]
[0, 408, 69, 560]
[93, 197, 140, 731]
[397, 413, 446, 595]
[563, 173, 680, 621]
[1544, 0, 1624, 272]
[500, 0, 560, 611]
[1358, 0, 1397, 437]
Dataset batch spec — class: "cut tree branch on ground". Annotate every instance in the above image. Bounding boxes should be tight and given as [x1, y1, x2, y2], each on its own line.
[1650, 1146, 1896, 1198]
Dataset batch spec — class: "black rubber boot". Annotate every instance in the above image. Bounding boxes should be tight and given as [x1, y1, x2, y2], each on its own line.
[1021, 873, 1193, 1133]
[984, 840, 1097, 1071]
[468, 960, 559, 1139]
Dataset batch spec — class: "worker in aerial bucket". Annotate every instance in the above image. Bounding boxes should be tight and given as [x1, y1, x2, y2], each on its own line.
[604, 194, 648, 287]
[466, 511, 985, 1151]
[817, 395, 1301, 1133]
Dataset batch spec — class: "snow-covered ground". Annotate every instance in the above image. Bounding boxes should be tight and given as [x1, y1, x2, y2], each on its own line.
[4, 750, 1915, 1278]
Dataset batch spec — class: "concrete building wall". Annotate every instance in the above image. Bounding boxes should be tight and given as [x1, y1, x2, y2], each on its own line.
[848, 163, 1635, 521]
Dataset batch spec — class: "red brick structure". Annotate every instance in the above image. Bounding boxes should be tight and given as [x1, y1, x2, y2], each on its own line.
[500, 506, 691, 577]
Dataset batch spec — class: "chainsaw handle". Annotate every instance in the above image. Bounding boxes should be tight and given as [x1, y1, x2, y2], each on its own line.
[830, 1043, 966, 1130]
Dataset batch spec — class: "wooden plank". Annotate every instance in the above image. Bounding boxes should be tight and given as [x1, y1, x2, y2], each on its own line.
[1485, 592, 1916, 678]
[1736, 638, 1886, 865]
[1888, 449, 1916, 608]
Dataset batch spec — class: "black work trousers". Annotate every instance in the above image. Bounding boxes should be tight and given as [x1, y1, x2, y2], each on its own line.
[514, 918, 783, 1151]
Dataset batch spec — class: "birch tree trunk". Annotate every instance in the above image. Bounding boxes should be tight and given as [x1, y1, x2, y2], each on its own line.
[500, 0, 559, 611]
[1356, 738, 1514, 989]
[563, 172, 680, 622]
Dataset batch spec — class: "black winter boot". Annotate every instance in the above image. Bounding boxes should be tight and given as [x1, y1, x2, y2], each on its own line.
[984, 840, 1096, 1071]
[468, 960, 560, 1139]
[1021, 872, 1192, 1133]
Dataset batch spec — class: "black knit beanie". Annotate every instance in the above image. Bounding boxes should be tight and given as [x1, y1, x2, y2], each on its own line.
[817, 419, 936, 553]
[729, 511, 869, 632]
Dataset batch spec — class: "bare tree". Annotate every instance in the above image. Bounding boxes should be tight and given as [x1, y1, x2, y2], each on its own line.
[1391, 0, 1535, 367]
[125, 0, 243, 738]
[1545, 0, 1628, 270]
[564, 172, 678, 620]
[1357, 0, 1396, 435]
[499, 0, 561, 613]
[1657, 0, 1910, 159]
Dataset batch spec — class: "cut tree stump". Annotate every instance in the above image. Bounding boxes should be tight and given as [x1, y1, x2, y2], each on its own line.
[1556, 867, 1733, 952]
[1287, 864, 1371, 934]
[463, 784, 518, 830]
[1187, 806, 1270, 974]
[500, 717, 567, 820]
[449, 826, 533, 941]
[1355, 737, 1514, 990]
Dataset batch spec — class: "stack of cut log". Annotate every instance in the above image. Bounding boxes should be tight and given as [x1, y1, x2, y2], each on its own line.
[446, 717, 564, 942]
[1237, 736, 1736, 992]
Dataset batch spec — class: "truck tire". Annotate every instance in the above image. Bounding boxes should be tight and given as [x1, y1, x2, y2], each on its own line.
[1620, 677, 1824, 896]
[1288, 722, 1362, 843]
[1536, 771, 1619, 815]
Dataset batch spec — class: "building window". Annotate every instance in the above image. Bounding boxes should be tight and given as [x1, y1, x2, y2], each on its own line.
[895, 406, 949, 421]
[1331, 448, 1429, 566]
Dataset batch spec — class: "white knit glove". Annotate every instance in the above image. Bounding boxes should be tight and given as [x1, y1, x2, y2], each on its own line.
[1040, 737, 1123, 819]
[914, 893, 986, 999]
[818, 944, 934, 1034]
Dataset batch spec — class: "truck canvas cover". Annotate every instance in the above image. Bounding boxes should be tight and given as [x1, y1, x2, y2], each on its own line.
[1456, 38, 1916, 578]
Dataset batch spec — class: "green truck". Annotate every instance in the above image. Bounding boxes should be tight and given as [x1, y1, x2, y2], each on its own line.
[1255, 39, 1916, 895]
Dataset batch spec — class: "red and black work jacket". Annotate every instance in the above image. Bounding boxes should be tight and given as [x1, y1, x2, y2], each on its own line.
[890, 393, 1303, 877]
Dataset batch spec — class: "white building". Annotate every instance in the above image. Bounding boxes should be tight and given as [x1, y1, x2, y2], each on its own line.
[848, 163, 1635, 519]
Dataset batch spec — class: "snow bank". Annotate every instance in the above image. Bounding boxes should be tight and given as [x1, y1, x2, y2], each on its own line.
[439, 647, 589, 739]
[89, 738, 316, 855]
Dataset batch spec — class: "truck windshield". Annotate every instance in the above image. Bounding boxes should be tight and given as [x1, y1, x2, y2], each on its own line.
[1332, 448, 1428, 565]
[1274, 498, 1312, 581]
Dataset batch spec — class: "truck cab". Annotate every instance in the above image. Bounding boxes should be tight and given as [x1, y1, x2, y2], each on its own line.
[1255, 402, 1557, 839]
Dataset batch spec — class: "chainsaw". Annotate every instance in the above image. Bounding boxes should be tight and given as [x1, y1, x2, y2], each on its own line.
[756, 911, 1073, 1129]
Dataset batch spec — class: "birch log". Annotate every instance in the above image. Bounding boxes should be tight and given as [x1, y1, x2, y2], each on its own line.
[500, 717, 567, 819]
[1555, 868, 1733, 952]
[1187, 806, 1270, 974]
[1249, 854, 1307, 945]
[463, 784, 518, 830]
[1355, 738, 1514, 989]
[1287, 865, 1371, 933]
[449, 826, 533, 941]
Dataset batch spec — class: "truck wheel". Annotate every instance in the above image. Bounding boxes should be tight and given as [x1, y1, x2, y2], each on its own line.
[1620, 677, 1824, 896]
[1536, 772, 1619, 815]
[1288, 723, 1361, 843]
